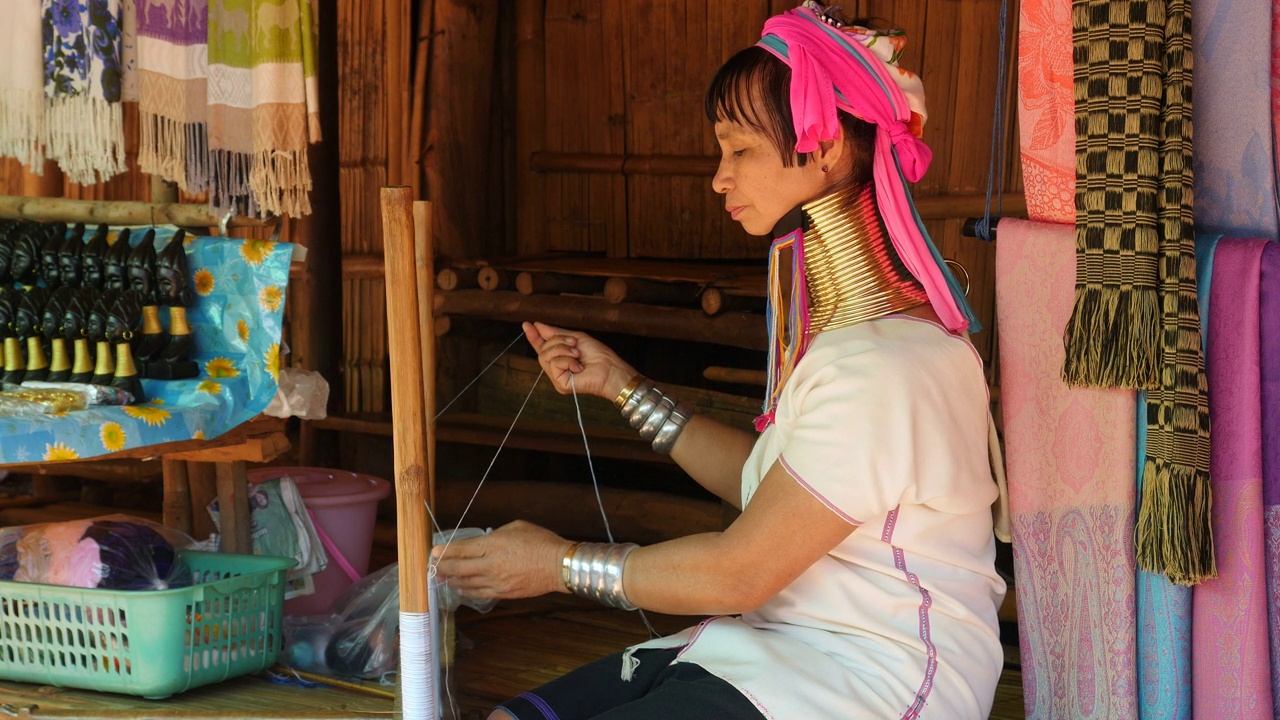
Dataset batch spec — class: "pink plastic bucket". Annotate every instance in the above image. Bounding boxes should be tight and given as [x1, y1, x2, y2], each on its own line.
[247, 466, 392, 616]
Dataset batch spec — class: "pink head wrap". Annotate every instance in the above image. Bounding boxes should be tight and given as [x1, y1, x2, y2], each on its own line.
[757, 2, 977, 334]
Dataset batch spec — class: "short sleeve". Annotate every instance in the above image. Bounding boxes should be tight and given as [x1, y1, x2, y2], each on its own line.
[774, 321, 995, 525]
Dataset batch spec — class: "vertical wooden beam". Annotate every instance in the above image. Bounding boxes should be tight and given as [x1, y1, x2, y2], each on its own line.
[413, 200, 437, 512]
[162, 458, 193, 535]
[424, 0, 499, 259]
[381, 186, 432, 615]
[385, 0, 412, 187]
[188, 461, 219, 541]
[296, 0, 344, 464]
[214, 460, 251, 554]
[515, 0, 547, 256]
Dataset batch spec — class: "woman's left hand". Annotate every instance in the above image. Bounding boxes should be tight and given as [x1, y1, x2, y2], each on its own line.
[431, 520, 572, 600]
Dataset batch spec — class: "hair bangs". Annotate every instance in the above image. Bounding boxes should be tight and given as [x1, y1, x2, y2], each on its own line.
[704, 47, 806, 167]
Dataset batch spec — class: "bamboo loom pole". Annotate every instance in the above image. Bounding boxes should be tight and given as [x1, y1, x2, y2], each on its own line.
[413, 201, 438, 512]
[381, 187, 434, 718]
[0, 194, 271, 228]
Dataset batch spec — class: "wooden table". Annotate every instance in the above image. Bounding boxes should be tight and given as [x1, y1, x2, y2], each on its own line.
[0, 416, 290, 552]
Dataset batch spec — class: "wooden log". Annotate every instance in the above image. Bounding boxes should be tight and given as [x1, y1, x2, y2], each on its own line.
[162, 457, 192, 535]
[215, 461, 251, 554]
[700, 287, 763, 315]
[434, 314, 451, 337]
[407, 0, 434, 200]
[436, 267, 479, 291]
[380, 187, 432, 620]
[703, 366, 768, 386]
[0, 194, 269, 228]
[477, 266, 510, 291]
[603, 277, 701, 306]
[515, 0, 547, 255]
[413, 200, 438, 512]
[435, 289, 767, 350]
[515, 271, 604, 296]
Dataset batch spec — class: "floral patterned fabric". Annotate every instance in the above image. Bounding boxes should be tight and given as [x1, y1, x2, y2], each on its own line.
[995, 219, 1139, 719]
[1192, 0, 1279, 237]
[0, 228, 290, 464]
[1016, 0, 1073, 224]
[1193, 237, 1274, 720]
[40, 0, 127, 184]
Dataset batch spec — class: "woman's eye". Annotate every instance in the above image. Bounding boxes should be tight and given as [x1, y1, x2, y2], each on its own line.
[732, 149, 747, 158]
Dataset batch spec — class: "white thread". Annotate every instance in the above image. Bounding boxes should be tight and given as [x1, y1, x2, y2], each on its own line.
[569, 374, 659, 639]
[399, 611, 436, 720]
[434, 332, 526, 420]
[434, 372, 543, 564]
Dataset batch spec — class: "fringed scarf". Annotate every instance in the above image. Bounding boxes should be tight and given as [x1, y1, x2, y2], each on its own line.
[206, 0, 319, 217]
[758, 186, 929, 429]
[137, 0, 209, 192]
[1073, 0, 1213, 583]
[41, 0, 127, 185]
[0, 0, 47, 171]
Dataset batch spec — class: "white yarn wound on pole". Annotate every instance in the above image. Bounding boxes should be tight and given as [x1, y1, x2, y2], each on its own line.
[400, 610, 437, 720]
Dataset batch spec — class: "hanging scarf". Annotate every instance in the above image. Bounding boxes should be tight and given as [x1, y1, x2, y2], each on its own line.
[758, 185, 929, 428]
[206, 0, 319, 217]
[137, 0, 210, 192]
[756, 3, 976, 339]
[120, 0, 138, 102]
[0, 0, 47, 171]
[1118, 0, 1214, 585]
[41, 0, 127, 185]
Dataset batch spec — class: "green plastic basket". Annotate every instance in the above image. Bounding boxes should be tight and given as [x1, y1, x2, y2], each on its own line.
[0, 550, 294, 699]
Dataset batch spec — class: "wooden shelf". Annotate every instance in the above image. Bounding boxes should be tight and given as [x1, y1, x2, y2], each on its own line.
[310, 411, 672, 464]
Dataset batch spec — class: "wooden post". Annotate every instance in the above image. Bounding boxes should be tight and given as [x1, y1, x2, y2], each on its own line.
[380, 185, 432, 622]
[413, 200, 438, 512]
[514, 0, 546, 255]
[188, 461, 218, 541]
[215, 461, 251, 554]
[162, 457, 193, 535]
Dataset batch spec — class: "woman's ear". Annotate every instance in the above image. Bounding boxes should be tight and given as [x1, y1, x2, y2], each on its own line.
[814, 132, 846, 172]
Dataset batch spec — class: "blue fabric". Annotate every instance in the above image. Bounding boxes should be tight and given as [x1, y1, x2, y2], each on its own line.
[0, 227, 290, 464]
[1134, 233, 1219, 719]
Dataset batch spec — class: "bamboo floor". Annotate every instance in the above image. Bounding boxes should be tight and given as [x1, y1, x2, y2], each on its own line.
[0, 593, 1025, 719]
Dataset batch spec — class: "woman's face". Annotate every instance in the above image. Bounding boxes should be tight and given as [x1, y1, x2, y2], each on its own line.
[711, 120, 838, 236]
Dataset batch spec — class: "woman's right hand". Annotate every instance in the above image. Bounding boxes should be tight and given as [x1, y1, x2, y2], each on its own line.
[522, 321, 638, 401]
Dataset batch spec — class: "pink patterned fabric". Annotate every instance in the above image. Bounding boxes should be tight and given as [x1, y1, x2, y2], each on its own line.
[1017, 0, 1074, 224]
[1193, 238, 1274, 720]
[758, 7, 970, 335]
[995, 219, 1138, 719]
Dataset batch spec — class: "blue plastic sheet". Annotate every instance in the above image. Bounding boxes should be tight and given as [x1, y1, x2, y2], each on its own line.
[0, 227, 291, 464]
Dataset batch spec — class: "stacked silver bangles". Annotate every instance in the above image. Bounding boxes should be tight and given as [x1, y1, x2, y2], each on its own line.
[614, 375, 694, 455]
[562, 542, 639, 610]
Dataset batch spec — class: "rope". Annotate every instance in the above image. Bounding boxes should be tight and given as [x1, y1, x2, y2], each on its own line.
[975, 0, 1010, 242]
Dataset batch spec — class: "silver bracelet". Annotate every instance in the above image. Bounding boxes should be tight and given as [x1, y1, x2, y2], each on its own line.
[627, 386, 664, 429]
[638, 396, 676, 440]
[619, 379, 654, 416]
[566, 542, 639, 610]
[651, 401, 694, 455]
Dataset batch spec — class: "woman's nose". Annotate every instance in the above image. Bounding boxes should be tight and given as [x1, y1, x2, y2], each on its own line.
[712, 161, 731, 195]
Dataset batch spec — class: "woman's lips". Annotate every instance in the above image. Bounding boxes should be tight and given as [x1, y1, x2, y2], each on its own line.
[727, 205, 745, 219]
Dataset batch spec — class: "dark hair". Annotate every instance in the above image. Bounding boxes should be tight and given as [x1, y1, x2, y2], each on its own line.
[704, 46, 877, 187]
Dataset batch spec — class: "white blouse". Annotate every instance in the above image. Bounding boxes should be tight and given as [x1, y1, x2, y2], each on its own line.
[626, 316, 1006, 719]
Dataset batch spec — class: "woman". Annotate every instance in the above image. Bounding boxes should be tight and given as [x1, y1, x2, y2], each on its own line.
[433, 3, 1006, 718]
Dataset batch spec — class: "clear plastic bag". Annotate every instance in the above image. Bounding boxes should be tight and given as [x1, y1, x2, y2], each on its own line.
[263, 366, 331, 420]
[282, 527, 496, 679]
[0, 514, 197, 590]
